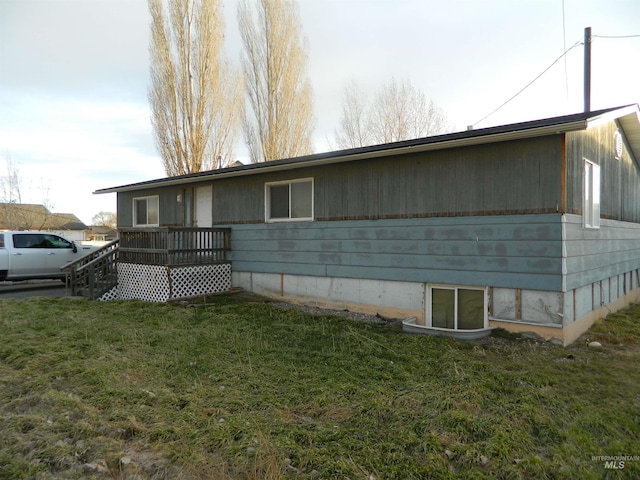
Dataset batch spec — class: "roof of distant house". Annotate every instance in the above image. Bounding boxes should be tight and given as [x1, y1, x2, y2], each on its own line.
[0, 203, 87, 230]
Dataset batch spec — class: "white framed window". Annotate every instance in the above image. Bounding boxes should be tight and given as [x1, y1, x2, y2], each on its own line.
[583, 159, 600, 229]
[426, 285, 487, 330]
[133, 196, 159, 227]
[265, 178, 313, 222]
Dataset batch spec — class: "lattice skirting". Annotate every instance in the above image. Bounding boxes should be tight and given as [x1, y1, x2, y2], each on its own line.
[104, 263, 231, 302]
[169, 263, 231, 298]
[98, 286, 119, 302]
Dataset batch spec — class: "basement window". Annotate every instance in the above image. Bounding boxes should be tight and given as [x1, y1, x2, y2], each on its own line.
[265, 178, 313, 222]
[427, 285, 487, 330]
[583, 159, 600, 229]
[133, 196, 159, 227]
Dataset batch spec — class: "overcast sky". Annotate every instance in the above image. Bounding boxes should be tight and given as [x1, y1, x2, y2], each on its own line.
[1, 0, 639, 225]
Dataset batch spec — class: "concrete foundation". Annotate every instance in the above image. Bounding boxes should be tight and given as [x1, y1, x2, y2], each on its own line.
[232, 270, 640, 346]
[232, 271, 424, 321]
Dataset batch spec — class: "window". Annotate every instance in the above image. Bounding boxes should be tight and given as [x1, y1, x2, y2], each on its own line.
[42, 234, 73, 249]
[13, 234, 46, 248]
[427, 285, 487, 330]
[265, 179, 313, 222]
[584, 159, 600, 228]
[12, 234, 71, 249]
[134, 196, 159, 226]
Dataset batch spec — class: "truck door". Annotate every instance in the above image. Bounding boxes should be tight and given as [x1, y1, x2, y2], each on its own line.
[10, 233, 49, 277]
[42, 234, 77, 273]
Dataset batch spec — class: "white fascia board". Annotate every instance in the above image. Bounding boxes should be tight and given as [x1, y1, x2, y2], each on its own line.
[585, 104, 640, 130]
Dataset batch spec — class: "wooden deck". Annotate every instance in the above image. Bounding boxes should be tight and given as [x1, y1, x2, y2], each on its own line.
[63, 227, 231, 300]
[118, 227, 231, 266]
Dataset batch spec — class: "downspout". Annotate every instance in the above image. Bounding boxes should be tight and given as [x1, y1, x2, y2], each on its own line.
[560, 133, 567, 214]
[560, 133, 568, 299]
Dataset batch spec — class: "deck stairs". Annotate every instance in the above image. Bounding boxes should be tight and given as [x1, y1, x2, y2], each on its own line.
[62, 240, 119, 300]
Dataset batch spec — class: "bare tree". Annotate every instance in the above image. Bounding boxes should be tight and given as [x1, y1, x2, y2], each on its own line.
[334, 78, 453, 149]
[0, 155, 23, 205]
[148, 0, 242, 176]
[334, 79, 371, 150]
[238, 0, 315, 163]
[0, 156, 55, 230]
[91, 211, 117, 228]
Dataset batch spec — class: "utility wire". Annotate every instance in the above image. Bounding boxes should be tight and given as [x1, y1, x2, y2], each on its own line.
[472, 41, 583, 128]
[593, 34, 640, 39]
[561, 0, 569, 104]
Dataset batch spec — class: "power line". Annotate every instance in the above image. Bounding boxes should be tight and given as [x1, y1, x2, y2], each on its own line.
[561, 0, 569, 104]
[472, 40, 583, 128]
[593, 34, 640, 39]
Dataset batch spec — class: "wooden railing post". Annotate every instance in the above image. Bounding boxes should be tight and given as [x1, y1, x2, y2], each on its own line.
[88, 263, 95, 300]
[69, 267, 77, 296]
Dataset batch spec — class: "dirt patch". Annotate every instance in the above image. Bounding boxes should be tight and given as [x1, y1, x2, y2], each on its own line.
[268, 301, 398, 325]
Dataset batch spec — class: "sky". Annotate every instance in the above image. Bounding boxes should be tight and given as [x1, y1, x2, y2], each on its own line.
[0, 0, 639, 226]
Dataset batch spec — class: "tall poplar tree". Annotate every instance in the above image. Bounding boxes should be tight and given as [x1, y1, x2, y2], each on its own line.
[238, 0, 315, 163]
[148, 0, 242, 176]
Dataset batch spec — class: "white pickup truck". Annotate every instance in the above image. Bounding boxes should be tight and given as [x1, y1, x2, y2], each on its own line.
[0, 231, 100, 282]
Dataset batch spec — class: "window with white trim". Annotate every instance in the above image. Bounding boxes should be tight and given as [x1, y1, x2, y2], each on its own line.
[427, 285, 487, 330]
[583, 159, 600, 229]
[133, 196, 159, 226]
[265, 178, 313, 222]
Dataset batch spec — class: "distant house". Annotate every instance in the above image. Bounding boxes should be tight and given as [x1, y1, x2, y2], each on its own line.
[96, 105, 640, 345]
[85, 225, 118, 243]
[0, 203, 88, 241]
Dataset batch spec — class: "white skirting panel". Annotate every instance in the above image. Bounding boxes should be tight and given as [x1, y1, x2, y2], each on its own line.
[99, 263, 231, 302]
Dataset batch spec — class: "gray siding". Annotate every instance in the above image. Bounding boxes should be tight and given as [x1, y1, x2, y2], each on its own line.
[566, 121, 640, 222]
[209, 136, 564, 224]
[117, 186, 184, 227]
[225, 214, 564, 291]
[563, 214, 640, 290]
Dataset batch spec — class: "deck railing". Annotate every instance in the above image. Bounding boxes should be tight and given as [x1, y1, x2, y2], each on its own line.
[62, 239, 119, 300]
[118, 227, 231, 266]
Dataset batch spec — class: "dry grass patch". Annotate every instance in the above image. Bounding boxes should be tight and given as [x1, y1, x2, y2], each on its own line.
[0, 295, 639, 479]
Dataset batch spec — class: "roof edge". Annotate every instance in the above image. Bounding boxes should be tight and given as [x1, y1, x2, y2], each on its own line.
[95, 105, 638, 195]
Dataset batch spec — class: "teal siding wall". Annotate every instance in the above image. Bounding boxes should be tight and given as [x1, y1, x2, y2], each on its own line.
[225, 214, 564, 291]
[563, 214, 640, 290]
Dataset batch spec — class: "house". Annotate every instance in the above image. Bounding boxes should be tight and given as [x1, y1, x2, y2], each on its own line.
[85, 225, 118, 243]
[95, 104, 640, 345]
[0, 203, 88, 241]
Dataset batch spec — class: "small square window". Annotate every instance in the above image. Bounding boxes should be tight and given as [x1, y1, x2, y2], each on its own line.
[265, 179, 313, 222]
[428, 285, 487, 330]
[134, 196, 160, 226]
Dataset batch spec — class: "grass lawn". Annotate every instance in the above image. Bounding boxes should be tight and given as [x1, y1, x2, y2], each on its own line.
[0, 293, 639, 479]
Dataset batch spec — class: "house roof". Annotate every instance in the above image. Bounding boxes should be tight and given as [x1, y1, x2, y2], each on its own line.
[0, 203, 87, 231]
[95, 104, 640, 195]
[87, 225, 117, 234]
[47, 213, 87, 231]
